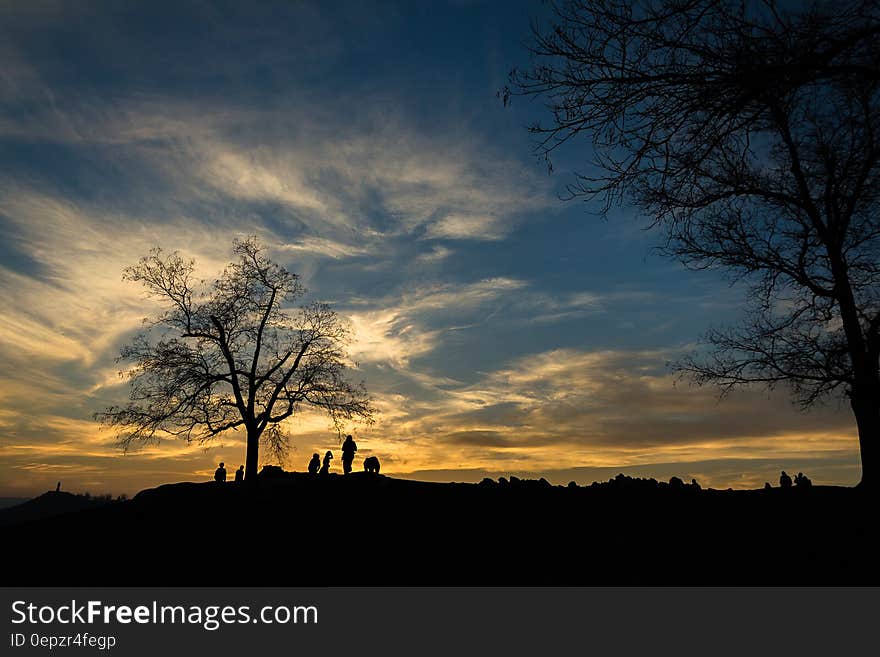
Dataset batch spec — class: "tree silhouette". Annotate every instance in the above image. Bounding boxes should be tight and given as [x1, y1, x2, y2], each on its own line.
[504, 0, 880, 488]
[96, 237, 373, 481]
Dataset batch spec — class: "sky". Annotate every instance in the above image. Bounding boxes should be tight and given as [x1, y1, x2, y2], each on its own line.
[0, 0, 862, 497]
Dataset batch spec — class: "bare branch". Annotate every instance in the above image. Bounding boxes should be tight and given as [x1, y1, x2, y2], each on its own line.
[95, 237, 375, 479]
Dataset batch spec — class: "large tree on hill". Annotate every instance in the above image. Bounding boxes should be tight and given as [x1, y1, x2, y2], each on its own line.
[504, 0, 880, 487]
[96, 237, 374, 481]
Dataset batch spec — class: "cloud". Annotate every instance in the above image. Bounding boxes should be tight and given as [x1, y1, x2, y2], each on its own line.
[278, 236, 371, 260]
[0, 2, 862, 497]
[416, 245, 453, 264]
[425, 214, 505, 241]
[352, 347, 859, 481]
[0, 186, 245, 372]
[193, 144, 330, 214]
[346, 277, 528, 366]
[1, 82, 555, 246]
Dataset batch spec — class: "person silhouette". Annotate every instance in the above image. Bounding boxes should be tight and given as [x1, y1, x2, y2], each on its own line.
[234, 465, 244, 483]
[214, 462, 227, 483]
[341, 434, 357, 475]
[779, 470, 792, 489]
[320, 451, 333, 475]
[794, 472, 812, 488]
[308, 453, 321, 475]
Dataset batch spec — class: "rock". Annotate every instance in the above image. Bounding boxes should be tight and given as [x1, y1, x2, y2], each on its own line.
[258, 465, 286, 478]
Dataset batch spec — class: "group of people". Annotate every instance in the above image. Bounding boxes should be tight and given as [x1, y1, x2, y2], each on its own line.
[213, 435, 379, 483]
[307, 435, 380, 475]
[308, 435, 357, 474]
[778, 470, 812, 489]
[214, 462, 244, 483]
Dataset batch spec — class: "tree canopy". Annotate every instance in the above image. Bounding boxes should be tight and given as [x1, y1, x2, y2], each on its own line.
[96, 237, 374, 480]
[505, 0, 880, 487]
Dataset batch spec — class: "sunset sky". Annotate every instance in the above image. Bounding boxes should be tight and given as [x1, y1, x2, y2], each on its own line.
[0, 0, 862, 498]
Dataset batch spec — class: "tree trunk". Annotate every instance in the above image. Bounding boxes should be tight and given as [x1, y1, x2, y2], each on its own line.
[828, 258, 877, 492]
[850, 382, 879, 491]
[245, 428, 260, 482]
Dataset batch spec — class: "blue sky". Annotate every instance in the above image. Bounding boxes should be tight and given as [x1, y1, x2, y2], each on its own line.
[0, 0, 860, 496]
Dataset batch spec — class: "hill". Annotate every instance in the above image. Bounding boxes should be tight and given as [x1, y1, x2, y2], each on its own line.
[4, 471, 877, 585]
[0, 490, 118, 527]
[0, 496, 29, 510]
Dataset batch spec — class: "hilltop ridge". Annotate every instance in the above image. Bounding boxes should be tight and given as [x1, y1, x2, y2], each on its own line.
[5, 470, 875, 585]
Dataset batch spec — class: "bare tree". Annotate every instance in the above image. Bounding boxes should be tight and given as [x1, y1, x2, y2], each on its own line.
[96, 237, 374, 481]
[504, 0, 880, 488]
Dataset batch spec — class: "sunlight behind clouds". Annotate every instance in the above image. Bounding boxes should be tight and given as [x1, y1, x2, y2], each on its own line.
[0, 0, 862, 496]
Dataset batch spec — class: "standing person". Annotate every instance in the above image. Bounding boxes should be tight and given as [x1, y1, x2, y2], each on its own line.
[234, 465, 244, 483]
[214, 462, 227, 483]
[320, 451, 333, 475]
[341, 435, 357, 475]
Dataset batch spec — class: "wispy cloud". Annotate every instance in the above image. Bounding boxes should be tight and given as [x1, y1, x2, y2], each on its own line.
[346, 277, 528, 366]
[425, 213, 505, 241]
[278, 236, 371, 260]
[351, 347, 858, 481]
[0, 0, 862, 497]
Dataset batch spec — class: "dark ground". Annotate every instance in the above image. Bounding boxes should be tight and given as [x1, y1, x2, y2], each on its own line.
[0, 491, 119, 527]
[4, 471, 877, 585]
